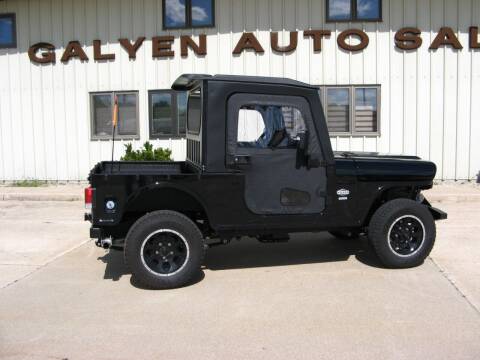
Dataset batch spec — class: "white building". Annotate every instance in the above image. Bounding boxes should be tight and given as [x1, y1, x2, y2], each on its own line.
[0, 0, 479, 181]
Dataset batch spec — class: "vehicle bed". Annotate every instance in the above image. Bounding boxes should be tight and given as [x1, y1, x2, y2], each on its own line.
[90, 161, 198, 176]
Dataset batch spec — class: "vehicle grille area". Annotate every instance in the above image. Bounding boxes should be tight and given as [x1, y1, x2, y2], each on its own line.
[187, 138, 202, 166]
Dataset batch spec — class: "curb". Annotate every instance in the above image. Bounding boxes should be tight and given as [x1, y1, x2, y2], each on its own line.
[1, 193, 82, 202]
[426, 195, 480, 204]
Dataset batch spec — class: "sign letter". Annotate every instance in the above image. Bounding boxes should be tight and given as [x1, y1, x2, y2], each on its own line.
[470, 27, 480, 49]
[271, 32, 298, 53]
[233, 33, 264, 54]
[120, 37, 146, 59]
[181, 35, 207, 57]
[337, 29, 369, 52]
[28, 42, 56, 64]
[60, 41, 89, 63]
[304, 30, 331, 52]
[395, 27, 423, 50]
[430, 27, 463, 50]
[93, 40, 115, 61]
[152, 36, 175, 58]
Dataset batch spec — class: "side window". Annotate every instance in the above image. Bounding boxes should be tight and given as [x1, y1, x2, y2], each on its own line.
[237, 108, 265, 142]
[163, 0, 215, 29]
[318, 85, 380, 135]
[187, 88, 202, 134]
[0, 13, 16, 49]
[149, 90, 188, 139]
[326, 88, 350, 133]
[90, 91, 139, 140]
[281, 106, 307, 139]
[237, 104, 307, 149]
[326, 0, 382, 22]
[150, 92, 174, 136]
[116, 93, 138, 136]
[354, 88, 378, 133]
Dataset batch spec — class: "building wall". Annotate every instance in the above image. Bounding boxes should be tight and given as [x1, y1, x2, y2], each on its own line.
[0, 0, 479, 180]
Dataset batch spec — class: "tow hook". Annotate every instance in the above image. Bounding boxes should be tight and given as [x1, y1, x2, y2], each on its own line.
[95, 237, 113, 249]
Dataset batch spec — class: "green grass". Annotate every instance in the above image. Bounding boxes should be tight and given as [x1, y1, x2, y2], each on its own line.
[11, 180, 47, 187]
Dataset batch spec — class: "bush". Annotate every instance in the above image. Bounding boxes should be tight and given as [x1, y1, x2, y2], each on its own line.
[11, 179, 47, 187]
[121, 142, 173, 161]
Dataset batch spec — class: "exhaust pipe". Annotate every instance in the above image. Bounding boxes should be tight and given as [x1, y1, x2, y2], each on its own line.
[100, 237, 112, 249]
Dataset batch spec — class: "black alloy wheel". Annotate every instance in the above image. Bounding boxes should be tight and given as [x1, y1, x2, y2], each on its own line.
[388, 215, 425, 257]
[141, 230, 189, 276]
[368, 199, 436, 268]
[125, 210, 205, 289]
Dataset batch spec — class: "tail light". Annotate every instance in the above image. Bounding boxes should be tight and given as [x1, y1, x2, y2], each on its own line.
[85, 187, 93, 210]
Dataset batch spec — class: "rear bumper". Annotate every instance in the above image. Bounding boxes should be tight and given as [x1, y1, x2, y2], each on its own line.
[428, 206, 448, 221]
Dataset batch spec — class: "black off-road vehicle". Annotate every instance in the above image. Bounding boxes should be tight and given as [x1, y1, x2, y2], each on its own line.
[85, 74, 447, 289]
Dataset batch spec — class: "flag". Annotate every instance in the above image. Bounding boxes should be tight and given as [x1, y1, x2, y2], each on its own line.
[112, 95, 119, 127]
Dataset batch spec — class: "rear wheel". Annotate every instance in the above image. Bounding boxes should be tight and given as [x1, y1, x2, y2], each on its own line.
[124, 210, 205, 289]
[368, 199, 435, 268]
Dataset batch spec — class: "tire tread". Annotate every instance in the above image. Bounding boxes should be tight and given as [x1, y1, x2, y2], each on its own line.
[368, 199, 436, 268]
[124, 210, 205, 289]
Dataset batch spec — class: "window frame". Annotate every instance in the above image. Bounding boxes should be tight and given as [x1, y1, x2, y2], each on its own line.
[326, 0, 382, 23]
[318, 85, 381, 136]
[0, 13, 17, 49]
[162, 0, 215, 30]
[90, 91, 140, 141]
[149, 89, 188, 140]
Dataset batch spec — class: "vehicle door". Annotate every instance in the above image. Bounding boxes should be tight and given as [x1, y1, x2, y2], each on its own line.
[226, 93, 327, 215]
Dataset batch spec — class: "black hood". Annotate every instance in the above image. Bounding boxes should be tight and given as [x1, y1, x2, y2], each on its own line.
[334, 151, 437, 182]
[334, 151, 421, 160]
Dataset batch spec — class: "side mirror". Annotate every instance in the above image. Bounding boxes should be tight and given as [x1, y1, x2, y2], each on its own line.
[296, 131, 309, 169]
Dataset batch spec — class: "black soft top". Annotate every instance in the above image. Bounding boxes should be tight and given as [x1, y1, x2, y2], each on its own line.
[172, 74, 316, 91]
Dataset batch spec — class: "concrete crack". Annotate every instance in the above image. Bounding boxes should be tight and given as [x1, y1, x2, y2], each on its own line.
[429, 257, 480, 316]
[0, 239, 92, 290]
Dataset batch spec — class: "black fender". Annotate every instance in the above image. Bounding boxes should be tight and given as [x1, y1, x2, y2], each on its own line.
[420, 197, 448, 221]
[124, 182, 211, 224]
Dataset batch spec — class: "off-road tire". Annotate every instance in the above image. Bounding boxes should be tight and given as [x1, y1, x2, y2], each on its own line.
[124, 210, 205, 289]
[368, 199, 436, 268]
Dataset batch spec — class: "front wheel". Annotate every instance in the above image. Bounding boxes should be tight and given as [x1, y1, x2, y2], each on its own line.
[124, 210, 205, 289]
[368, 199, 436, 268]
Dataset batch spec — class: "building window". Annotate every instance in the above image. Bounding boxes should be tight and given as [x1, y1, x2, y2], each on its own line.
[326, 0, 382, 22]
[318, 85, 380, 135]
[149, 90, 188, 139]
[354, 88, 378, 133]
[163, 0, 215, 29]
[0, 13, 16, 49]
[90, 92, 139, 140]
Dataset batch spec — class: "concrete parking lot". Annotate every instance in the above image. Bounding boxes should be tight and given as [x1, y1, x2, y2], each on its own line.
[1, 186, 480, 359]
